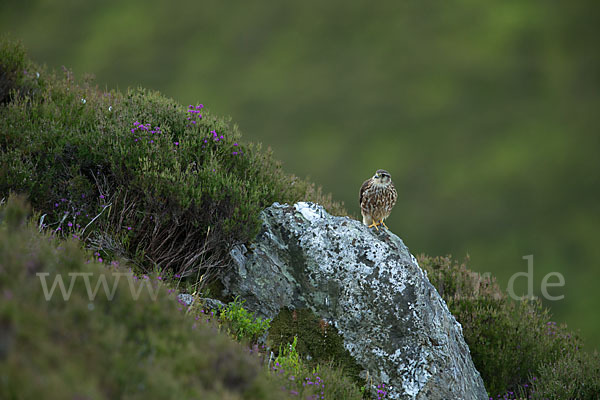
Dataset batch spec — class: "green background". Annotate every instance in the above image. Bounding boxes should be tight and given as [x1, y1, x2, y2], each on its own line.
[2, 0, 599, 348]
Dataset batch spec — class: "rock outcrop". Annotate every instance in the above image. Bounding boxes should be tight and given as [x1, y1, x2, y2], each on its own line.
[222, 202, 487, 400]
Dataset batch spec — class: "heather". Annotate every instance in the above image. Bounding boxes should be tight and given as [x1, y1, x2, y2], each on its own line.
[0, 36, 343, 284]
[419, 255, 600, 399]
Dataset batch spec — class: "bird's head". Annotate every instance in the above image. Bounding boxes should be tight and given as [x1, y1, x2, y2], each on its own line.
[373, 169, 392, 185]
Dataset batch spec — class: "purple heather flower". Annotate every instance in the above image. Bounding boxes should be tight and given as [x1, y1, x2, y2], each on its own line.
[191, 121, 196, 124]
[174, 142, 179, 146]
[68, 222, 73, 227]
[54, 203, 59, 207]
[219, 135, 223, 139]
[197, 104, 203, 109]
[233, 143, 238, 146]
[127, 226, 132, 231]
[99, 194, 105, 199]
[98, 257, 103, 263]
[232, 151, 238, 155]
[175, 274, 181, 278]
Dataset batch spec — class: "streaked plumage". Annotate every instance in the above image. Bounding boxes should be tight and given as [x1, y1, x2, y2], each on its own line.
[359, 169, 397, 229]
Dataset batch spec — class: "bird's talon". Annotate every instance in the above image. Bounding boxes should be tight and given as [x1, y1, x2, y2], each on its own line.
[368, 222, 380, 231]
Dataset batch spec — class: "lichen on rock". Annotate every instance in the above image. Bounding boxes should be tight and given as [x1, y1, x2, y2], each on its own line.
[222, 202, 487, 400]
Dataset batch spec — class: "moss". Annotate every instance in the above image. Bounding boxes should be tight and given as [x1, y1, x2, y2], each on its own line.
[268, 307, 363, 385]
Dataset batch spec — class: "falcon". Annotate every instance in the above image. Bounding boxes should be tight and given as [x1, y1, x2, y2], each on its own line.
[359, 169, 397, 230]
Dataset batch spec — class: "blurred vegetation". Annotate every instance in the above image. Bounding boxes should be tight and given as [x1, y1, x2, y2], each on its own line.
[1, 0, 597, 347]
[0, 195, 364, 399]
[0, 196, 286, 400]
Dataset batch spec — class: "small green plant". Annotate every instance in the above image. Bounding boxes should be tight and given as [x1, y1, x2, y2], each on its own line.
[220, 296, 271, 342]
[269, 340, 363, 400]
[274, 336, 302, 376]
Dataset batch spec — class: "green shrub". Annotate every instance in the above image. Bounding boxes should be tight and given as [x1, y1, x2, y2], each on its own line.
[418, 255, 597, 398]
[0, 39, 345, 283]
[219, 296, 271, 343]
[0, 195, 300, 400]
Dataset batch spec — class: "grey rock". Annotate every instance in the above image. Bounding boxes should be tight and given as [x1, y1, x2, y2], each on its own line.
[176, 293, 225, 311]
[199, 297, 226, 311]
[176, 293, 195, 307]
[222, 202, 487, 400]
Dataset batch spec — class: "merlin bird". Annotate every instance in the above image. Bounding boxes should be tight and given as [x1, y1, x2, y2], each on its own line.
[359, 169, 397, 230]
